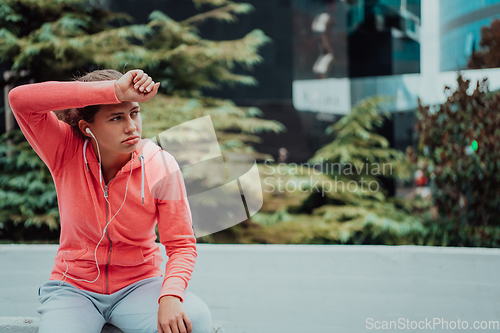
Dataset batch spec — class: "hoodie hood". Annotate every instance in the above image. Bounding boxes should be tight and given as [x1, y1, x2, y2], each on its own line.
[83, 138, 162, 205]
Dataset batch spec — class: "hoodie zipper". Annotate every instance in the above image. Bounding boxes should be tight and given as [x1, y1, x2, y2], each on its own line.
[103, 174, 120, 294]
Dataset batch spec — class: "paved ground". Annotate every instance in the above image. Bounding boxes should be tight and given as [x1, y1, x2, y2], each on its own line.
[2, 244, 500, 333]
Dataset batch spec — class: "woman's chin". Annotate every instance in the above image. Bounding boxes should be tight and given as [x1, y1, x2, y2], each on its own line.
[118, 143, 137, 154]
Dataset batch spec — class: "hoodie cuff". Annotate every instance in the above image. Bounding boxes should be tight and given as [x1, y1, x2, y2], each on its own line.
[158, 276, 186, 304]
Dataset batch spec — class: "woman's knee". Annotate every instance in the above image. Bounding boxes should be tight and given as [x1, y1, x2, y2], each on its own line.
[183, 290, 212, 333]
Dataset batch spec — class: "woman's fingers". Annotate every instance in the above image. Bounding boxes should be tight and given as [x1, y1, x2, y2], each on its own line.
[139, 76, 153, 92]
[133, 72, 147, 87]
[176, 317, 186, 333]
[134, 74, 149, 90]
[153, 82, 160, 94]
[118, 70, 160, 101]
[128, 70, 156, 92]
[132, 70, 144, 84]
[144, 79, 155, 93]
[151, 82, 161, 94]
[141, 81, 160, 96]
[183, 314, 193, 333]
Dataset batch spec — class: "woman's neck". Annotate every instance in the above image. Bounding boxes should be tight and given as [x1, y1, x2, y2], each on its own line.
[91, 141, 133, 184]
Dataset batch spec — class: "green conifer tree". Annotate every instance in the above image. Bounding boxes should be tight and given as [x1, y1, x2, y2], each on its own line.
[0, 130, 59, 233]
[231, 97, 430, 245]
[0, 0, 285, 237]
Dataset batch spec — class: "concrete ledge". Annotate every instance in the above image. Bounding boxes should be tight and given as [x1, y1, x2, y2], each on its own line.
[5, 244, 500, 332]
[0, 317, 38, 333]
[0, 317, 224, 333]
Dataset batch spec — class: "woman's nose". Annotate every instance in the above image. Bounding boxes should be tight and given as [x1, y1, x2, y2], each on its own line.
[124, 117, 137, 133]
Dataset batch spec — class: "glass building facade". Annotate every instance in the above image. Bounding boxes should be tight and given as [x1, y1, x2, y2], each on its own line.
[440, 0, 500, 71]
[293, 0, 421, 80]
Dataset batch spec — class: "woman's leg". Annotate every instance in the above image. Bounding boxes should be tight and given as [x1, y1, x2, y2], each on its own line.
[108, 276, 212, 333]
[180, 289, 213, 333]
[37, 280, 106, 333]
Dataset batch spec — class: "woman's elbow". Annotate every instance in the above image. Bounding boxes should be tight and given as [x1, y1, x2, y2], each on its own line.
[7, 85, 25, 112]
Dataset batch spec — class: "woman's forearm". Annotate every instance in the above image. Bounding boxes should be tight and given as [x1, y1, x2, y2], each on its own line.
[8, 80, 120, 115]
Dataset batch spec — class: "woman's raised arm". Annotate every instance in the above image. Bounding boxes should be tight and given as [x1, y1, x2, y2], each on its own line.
[8, 69, 160, 173]
[8, 80, 121, 173]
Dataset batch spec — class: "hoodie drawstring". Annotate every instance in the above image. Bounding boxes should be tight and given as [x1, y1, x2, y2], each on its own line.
[84, 139, 146, 205]
[139, 155, 145, 205]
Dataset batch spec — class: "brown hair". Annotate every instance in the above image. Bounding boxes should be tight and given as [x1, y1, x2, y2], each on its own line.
[55, 69, 123, 141]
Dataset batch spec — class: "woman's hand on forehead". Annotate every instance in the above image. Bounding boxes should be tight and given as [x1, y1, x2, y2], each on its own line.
[114, 69, 161, 102]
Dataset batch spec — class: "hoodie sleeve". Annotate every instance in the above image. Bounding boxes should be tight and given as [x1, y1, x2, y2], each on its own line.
[8, 80, 121, 173]
[155, 153, 197, 304]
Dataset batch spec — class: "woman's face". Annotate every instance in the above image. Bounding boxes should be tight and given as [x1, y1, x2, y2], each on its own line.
[83, 101, 142, 155]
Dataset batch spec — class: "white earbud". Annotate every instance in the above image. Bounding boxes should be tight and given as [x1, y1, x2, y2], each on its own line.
[86, 128, 92, 134]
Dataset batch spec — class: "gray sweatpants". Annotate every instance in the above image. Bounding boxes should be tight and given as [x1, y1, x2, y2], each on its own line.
[37, 276, 212, 333]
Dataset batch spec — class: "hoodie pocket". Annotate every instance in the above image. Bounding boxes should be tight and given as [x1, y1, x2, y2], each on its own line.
[54, 244, 92, 279]
[60, 246, 88, 261]
[110, 244, 146, 267]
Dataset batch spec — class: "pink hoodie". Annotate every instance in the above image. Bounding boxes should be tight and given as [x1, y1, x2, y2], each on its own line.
[8, 80, 197, 304]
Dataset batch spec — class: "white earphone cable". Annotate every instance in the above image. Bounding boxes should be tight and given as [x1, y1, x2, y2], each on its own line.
[59, 129, 134, 286]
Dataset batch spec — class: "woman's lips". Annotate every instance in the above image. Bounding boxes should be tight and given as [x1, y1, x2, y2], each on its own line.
[123, 137, 139, 145]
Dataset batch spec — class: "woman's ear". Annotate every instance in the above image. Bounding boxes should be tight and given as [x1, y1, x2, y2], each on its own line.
[78, 120, 91, 138]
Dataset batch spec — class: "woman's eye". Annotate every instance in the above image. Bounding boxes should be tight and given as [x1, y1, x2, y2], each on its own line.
[111, 111, 139, 121]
